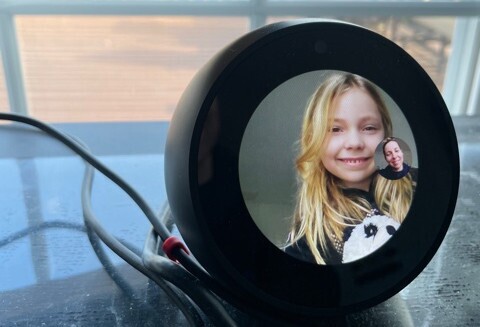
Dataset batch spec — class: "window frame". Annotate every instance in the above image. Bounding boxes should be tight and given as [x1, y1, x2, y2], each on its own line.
[0, 0, 479, 116]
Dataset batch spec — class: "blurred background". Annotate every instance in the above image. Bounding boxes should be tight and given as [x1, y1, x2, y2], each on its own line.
[0, 0, 478, 122]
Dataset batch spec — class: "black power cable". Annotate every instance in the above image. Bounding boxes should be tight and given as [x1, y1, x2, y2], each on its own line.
[0, 113, 238, 327]
[80, 154, 206, 327]
[0, 113, 170, 241]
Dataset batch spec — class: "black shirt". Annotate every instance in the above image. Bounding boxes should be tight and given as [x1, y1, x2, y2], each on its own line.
[379, 163, 411, 180]
[284, 188, 378, 265]
[284, 170, 418, 265]
[285, 235, 342, 265]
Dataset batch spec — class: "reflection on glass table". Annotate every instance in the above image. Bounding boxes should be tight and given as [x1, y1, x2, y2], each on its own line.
[0, 118, 478, 326]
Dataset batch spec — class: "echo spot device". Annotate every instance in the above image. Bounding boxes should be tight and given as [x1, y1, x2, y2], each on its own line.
[165, 19, 459, 322]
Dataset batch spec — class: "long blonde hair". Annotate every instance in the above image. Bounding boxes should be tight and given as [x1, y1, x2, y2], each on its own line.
[289, 72, 412, 264]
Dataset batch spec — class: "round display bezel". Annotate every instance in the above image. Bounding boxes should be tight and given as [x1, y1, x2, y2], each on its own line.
[165, 19, 459, 317]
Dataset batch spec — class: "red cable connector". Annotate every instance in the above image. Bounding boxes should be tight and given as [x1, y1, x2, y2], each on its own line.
[162, 236, 189, 262]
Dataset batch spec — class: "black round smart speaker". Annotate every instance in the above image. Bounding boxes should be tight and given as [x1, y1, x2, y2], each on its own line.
[164, 19, 459, 323]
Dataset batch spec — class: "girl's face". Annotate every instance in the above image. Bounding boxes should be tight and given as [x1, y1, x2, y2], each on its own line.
[384, 141, 404, 171]
[322, 87, 385, 191]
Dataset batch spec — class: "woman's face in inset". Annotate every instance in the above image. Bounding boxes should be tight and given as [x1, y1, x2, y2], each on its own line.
[384, 140, 404, 171]
[322, 87, 385, 191]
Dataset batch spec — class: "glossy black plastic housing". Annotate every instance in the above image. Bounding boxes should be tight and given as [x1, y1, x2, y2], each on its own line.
[164, 19, 459, 321]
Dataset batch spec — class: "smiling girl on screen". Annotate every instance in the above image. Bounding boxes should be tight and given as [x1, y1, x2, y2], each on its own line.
[285, 72, 415, 264]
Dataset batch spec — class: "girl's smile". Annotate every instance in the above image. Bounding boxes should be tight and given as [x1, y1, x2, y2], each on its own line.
[337, 157, 371, 168]
[322, 87, 385, 191]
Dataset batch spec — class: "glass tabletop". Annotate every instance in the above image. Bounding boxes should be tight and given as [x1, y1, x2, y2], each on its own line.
[0, 119, 478, 326]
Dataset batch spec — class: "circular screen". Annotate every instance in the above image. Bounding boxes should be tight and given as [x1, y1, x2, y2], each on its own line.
[239, 70, 418, 265]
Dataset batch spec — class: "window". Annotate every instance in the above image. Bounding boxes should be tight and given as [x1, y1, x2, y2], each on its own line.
[0, 54, 10, 112]
[0, 1, 479, 121]
[16, 16, 248, 122]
